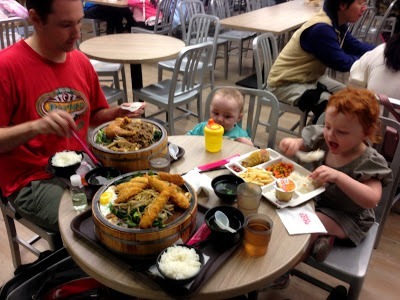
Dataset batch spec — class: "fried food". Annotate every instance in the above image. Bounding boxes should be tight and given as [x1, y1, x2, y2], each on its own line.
[139, 187, 172, 229]
[115, 181, 148, 193]
[158, 172, 185, 186]
[115, 186, 145, 204]
[239, 168, 274, 186]
[241, 149, 270, 167]
[148, 177, 190, 209]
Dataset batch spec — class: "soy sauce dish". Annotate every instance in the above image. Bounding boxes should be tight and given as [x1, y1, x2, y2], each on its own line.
[156, 244, 204, 286]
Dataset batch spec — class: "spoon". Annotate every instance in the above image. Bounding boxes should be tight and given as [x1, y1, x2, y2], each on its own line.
[168, 143, 179, 160]
[214, 211, 236, 233]
[295, 149, 325, 163]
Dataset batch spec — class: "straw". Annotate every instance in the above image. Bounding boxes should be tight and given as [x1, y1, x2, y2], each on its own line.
[71, 130, 102, 167]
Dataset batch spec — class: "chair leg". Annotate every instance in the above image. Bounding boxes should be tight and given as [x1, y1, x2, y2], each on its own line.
[238, 41, 243, 75]
[158, 65, 163, 82]
[224, 42, 229, 80]
[2, 213, 22, 268]
[347, 278, 363, 300]
[168, 107, 174, 135]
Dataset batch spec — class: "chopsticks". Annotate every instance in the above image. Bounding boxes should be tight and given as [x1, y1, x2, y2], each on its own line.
[71, 130, 102, 167]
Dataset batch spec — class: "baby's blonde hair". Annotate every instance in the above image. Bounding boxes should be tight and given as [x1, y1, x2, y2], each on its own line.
[212, 88, 245, 113]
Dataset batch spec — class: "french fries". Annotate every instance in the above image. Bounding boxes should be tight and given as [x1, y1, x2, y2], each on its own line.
[239, 168, 274, 186]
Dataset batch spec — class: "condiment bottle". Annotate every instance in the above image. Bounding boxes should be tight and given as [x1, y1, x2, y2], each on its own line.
[204, 119, 224, 152]
[70, 174, 88, 211]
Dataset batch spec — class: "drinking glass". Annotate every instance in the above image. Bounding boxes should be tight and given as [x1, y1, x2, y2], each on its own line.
[148, 152, 170, 172]
[244, 213, 273, 257]
[237, 182, 262, 216]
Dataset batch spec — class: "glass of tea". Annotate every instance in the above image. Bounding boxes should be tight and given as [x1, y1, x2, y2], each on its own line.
[148, 152, 171, 172]
[244, 213, 273, 257]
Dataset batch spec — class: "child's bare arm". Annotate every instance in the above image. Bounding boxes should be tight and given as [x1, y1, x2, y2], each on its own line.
[279, 137, 304, 157]
[235, 137, 254, 146]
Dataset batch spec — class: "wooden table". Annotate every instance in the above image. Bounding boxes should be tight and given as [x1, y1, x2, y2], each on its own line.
[79, 33, 185, 90]
[220, 0, 320, 35]
[86, 0, 128, 8]
[58, 136, 311, 299]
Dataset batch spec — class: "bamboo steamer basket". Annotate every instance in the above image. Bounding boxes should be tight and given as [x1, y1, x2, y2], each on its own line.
[92, 172, 198, 259]
[89, 119, 168, 173]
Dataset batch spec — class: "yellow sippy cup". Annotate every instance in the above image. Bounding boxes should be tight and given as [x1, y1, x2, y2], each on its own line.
[204, 119, 224, 152]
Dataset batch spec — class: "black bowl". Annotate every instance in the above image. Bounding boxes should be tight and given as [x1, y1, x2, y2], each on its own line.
[84, 167, 121, 193]
[205, 206, 245, 248]
[48, 151, 83, 178]
[156, 244, 204, 286]
[211, 174, 244, 202]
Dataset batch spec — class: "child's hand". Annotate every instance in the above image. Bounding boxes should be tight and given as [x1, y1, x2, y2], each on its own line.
[309, 165, 341, 184]
[279, 138, 303, 156]
[235, 137, 254, 146]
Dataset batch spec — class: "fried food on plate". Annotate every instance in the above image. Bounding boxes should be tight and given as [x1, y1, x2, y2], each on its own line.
[115, 181, 148, 193]
[148, 177, 190, 209]
[158, 172, 185, 186]
[139, 187, 172, 229]
[115, 186, 145, 204]
[239, 168, 274, 186]
[241, 149, 270, 167]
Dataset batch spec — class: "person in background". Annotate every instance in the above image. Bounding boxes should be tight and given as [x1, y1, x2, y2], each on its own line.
[83, 1, 134, 34]
[187, 88, 254, 146]
[349, 33, 400, 99]
[128, 0, 159, 31]
[267, 0, 375, 123]
[275, 87, 392, 288]
[0, 0, 146, 232]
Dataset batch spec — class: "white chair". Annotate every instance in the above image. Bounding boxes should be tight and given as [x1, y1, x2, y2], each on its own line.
[253, 32, 309, 137]
[210, 0, 257, 77]
[0, 191, 61, 271]
[204, 86, 280, 148]
[158, 14, 220, 90]
[0, 17, 29, 49]
[133, 42, 213, 135]
[130, 0, 177, 36]
[291, 115, 400, 300]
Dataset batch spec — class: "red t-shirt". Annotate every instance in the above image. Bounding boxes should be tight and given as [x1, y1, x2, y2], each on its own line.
[0, 40, 109, 197]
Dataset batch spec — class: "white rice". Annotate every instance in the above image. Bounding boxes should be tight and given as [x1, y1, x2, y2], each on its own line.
[51, 151, 82, 167]
[288, 172, 317, 194]
[158, 245, 202, 280]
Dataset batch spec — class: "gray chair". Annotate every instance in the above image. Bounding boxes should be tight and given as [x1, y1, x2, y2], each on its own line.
[253, 32, 309, 137]
[82, 18, 106, 39]
[130, 0, 177, 36]
[0, 191, 61, 270]
[291, 115, 400, 300]
[204, 86, 280, 148]
[349, 6, 377, 42]
[245, 0, 262, 12]
[210, 0, 257, 77]
[366, 0, 398, 45]
[177, 0, 206, 41]
[133, 42, 213, 134]
[158, 14, 220, 89]
[0, 17, 29, 49]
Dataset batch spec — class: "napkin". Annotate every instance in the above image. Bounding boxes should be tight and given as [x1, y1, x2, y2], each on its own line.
[182, 169, 218, 202]
[276, 203, 327, 235]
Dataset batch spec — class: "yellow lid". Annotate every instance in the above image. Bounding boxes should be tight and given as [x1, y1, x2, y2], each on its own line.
[206, 119, 223, 131]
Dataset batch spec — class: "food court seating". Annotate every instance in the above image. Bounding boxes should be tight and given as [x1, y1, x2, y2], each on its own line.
[133, 42, 213, 135]
[0, 190, 61, 271]
[366, 0, 398, 45]
[291, 114, 400, 300]
[0, 17, 29, 49]
[130, 0, 177, 36]
[204, 86, 280, 148]
[158, 14, 220, 90]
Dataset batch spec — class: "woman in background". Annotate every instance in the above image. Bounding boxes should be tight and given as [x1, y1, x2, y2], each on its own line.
[128, 0, 160, 31]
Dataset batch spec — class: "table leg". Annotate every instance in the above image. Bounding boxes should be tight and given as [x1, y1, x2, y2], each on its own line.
[130, 64, 143, 90]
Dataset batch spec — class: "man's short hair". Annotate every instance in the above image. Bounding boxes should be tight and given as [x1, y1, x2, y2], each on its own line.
[325, 0, 356, 12]
[26, 0, 54, 22]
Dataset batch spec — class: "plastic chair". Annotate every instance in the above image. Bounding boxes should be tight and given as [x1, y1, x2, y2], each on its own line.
[158, 14, 220, 89]
[0, 191, 61, 270]
[0, 17, 29, 49]
[291, 115, 400, 300]
[253, 32, 309, 137]
[130, 0, 177, 36]
[210, 0, 257, 77]
[204, 86, 280, 148]
[133, 42, 213, 135]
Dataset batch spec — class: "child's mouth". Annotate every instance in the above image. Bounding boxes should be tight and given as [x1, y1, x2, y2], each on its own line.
[329, 141, 339, 151]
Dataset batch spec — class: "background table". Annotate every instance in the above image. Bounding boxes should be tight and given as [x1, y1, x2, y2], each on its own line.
[58, 136, 311, 299]
[220, 0, 320, 35]
[86, 0, 128, 8]
[79, 33, 185, 89]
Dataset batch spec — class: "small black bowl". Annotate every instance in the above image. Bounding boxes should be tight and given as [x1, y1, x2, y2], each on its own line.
[205, 206, 245, 248]
[48, 151, 83, 178]
[84, 167, 121, 194]
[211, 174, 244, 203]
[156, 244, 204, 286]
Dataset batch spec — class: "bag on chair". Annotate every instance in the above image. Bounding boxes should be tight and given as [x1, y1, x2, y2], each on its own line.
[378, 94, 400, 162]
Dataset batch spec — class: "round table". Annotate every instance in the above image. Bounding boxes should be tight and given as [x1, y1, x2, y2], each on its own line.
[79, 33, 185, 89]
[58, 136, 311, 299]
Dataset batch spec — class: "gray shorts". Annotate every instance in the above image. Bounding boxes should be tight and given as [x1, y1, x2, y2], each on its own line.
[267, 75, 346, 106]
[8, 178, 68, 232]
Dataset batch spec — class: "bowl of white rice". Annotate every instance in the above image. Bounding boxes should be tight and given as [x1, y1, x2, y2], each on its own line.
[49, 150, 83, 178]
[156, 244, 204, 286]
